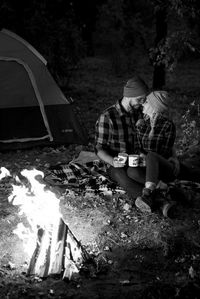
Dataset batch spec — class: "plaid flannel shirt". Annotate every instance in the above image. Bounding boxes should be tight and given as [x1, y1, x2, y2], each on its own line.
[136, 115, 176, 159]
[95, 100, 142, 156]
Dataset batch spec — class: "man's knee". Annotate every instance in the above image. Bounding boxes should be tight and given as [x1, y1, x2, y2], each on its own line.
[127, 167, 145, 184]
[108, 166, 127, 182]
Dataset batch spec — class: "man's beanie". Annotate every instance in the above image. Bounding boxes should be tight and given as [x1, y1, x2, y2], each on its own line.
[123, 76, 149, 97]
[147, 91, 169, 113]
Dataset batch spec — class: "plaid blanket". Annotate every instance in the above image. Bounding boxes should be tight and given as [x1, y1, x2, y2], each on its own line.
[44, 159, 126, 195]
[44, 158, 200, 199]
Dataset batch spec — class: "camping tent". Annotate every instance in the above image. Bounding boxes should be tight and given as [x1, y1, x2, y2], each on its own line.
[0, 29, 88, 150]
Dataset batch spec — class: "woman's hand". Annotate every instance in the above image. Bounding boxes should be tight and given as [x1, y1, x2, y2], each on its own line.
[168, 157, 180, 176]
[113, 157, 126, 168]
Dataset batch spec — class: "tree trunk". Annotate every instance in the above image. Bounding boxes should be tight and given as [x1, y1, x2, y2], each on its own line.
[153, 7, 167, 89]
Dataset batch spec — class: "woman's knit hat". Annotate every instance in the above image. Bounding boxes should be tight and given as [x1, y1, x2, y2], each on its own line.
[123, 76, 149, 97]
[147, 91, 169, 113]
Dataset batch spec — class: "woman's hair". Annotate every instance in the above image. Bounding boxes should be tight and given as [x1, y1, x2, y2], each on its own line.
[148, 109, 172, 138]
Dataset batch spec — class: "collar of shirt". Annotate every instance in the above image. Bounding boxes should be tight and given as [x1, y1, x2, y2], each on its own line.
[115, 99, 127, 116]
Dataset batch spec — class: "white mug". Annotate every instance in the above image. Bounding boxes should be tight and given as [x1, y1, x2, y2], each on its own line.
[128, 155, 140, 167]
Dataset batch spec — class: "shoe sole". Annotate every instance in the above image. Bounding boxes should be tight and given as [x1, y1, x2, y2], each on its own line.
[135, 197, 152, 213]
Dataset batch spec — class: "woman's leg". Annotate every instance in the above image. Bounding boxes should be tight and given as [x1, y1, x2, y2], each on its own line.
[127, 152, 175, 189]
[135, 152, 176, 213]
[146, 151, 175, 184]
[107, 166, 143, 199]
[178, 162, 200, 183]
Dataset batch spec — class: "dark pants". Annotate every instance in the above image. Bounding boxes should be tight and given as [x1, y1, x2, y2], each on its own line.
[127, 151, 200, 185]
[107, 166, 143, 199]
[107, 151, 200, 200]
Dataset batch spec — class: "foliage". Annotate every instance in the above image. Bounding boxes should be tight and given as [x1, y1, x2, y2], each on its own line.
[149, 30, 197, 72]
[176, 100, 200, 154]
[149, 0, 200, 18]
[1, 0, 200, 84]
[148, 0, 200, 72]
[94, 0, 200, 80]
[168, 0, 200, 18]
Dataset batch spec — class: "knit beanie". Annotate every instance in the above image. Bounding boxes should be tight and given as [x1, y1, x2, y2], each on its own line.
[123, 76, 149, 98]
[147, 91, 169, 113]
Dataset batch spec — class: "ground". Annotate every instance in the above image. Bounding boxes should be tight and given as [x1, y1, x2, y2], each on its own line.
[0, 56, 200, 298]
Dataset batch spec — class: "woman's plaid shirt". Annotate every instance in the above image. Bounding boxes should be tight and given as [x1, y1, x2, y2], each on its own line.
[136, 115, 176, 159]
[95, 100, 142, 156]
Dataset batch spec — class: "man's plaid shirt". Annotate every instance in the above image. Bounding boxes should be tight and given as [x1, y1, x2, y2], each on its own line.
[95, 100, 142, 156]
[136, 115, 176, 159]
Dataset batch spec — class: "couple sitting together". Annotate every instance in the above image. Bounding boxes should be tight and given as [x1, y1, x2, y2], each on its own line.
[95, 75, 200, 217]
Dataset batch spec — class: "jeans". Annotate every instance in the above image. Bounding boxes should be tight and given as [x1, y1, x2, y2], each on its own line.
[127, 151, 200, 185]
[107, 151, 200, 199]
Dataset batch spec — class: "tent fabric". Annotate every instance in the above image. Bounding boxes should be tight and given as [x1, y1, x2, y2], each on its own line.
[0, 29, 88, 149]
[1, 28, 47, 65]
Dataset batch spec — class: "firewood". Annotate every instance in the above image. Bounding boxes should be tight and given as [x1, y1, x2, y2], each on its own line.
[62, 257, 79, 280]
[27, 228, 51, 277]
[48, 218, 67, 275]
[27, 218, 90, 279]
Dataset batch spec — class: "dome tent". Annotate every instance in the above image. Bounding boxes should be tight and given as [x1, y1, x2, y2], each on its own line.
[0, 29, 88, 150]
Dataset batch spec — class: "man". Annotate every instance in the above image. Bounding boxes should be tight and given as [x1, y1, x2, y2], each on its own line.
[95, 75, 149, 199]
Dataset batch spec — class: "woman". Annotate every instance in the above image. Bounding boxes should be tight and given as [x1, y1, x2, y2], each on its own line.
[128, 91, 199, 216]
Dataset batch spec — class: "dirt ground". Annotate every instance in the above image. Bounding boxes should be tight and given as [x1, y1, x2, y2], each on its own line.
[1, 56, 200, 298]
[1, 144, 200, 299]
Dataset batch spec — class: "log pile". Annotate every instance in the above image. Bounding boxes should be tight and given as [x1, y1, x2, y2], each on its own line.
[27, 218, 90, 280]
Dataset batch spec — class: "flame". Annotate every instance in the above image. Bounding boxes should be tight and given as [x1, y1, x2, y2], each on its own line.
[2, 167, 88, 279]
[0, 166, 11, 179]
[7, 168, 61, 258]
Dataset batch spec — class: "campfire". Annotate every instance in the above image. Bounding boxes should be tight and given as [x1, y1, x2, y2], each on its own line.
[1, 167, 89, 280]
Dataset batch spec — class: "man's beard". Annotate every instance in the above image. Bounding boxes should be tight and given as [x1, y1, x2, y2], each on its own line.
[128, 105, 140, 114]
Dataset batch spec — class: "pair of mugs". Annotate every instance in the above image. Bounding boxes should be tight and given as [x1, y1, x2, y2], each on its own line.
[115, 152, 146, 167]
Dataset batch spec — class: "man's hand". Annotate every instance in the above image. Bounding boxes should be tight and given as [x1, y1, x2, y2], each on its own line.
[96, 149, 126, 168]
[113, 157, 126, 168]
[168, 157, 180, 176]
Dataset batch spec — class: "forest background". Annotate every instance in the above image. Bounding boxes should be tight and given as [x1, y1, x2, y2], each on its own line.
[1, 0, 200, 152]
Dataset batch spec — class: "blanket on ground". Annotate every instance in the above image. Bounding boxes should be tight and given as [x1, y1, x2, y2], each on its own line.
[44, 151, 200, 198]
[44, 158, 126, 195]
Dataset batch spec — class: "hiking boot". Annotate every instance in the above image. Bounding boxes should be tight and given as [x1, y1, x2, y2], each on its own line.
[135, 188, 154, 213]
[161, 200, 177, 218]
[154, 188, 170, 208]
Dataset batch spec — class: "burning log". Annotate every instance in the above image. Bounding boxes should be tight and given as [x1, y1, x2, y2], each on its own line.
[27, 218, 90, 280]
[6, 167, 91, 280]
